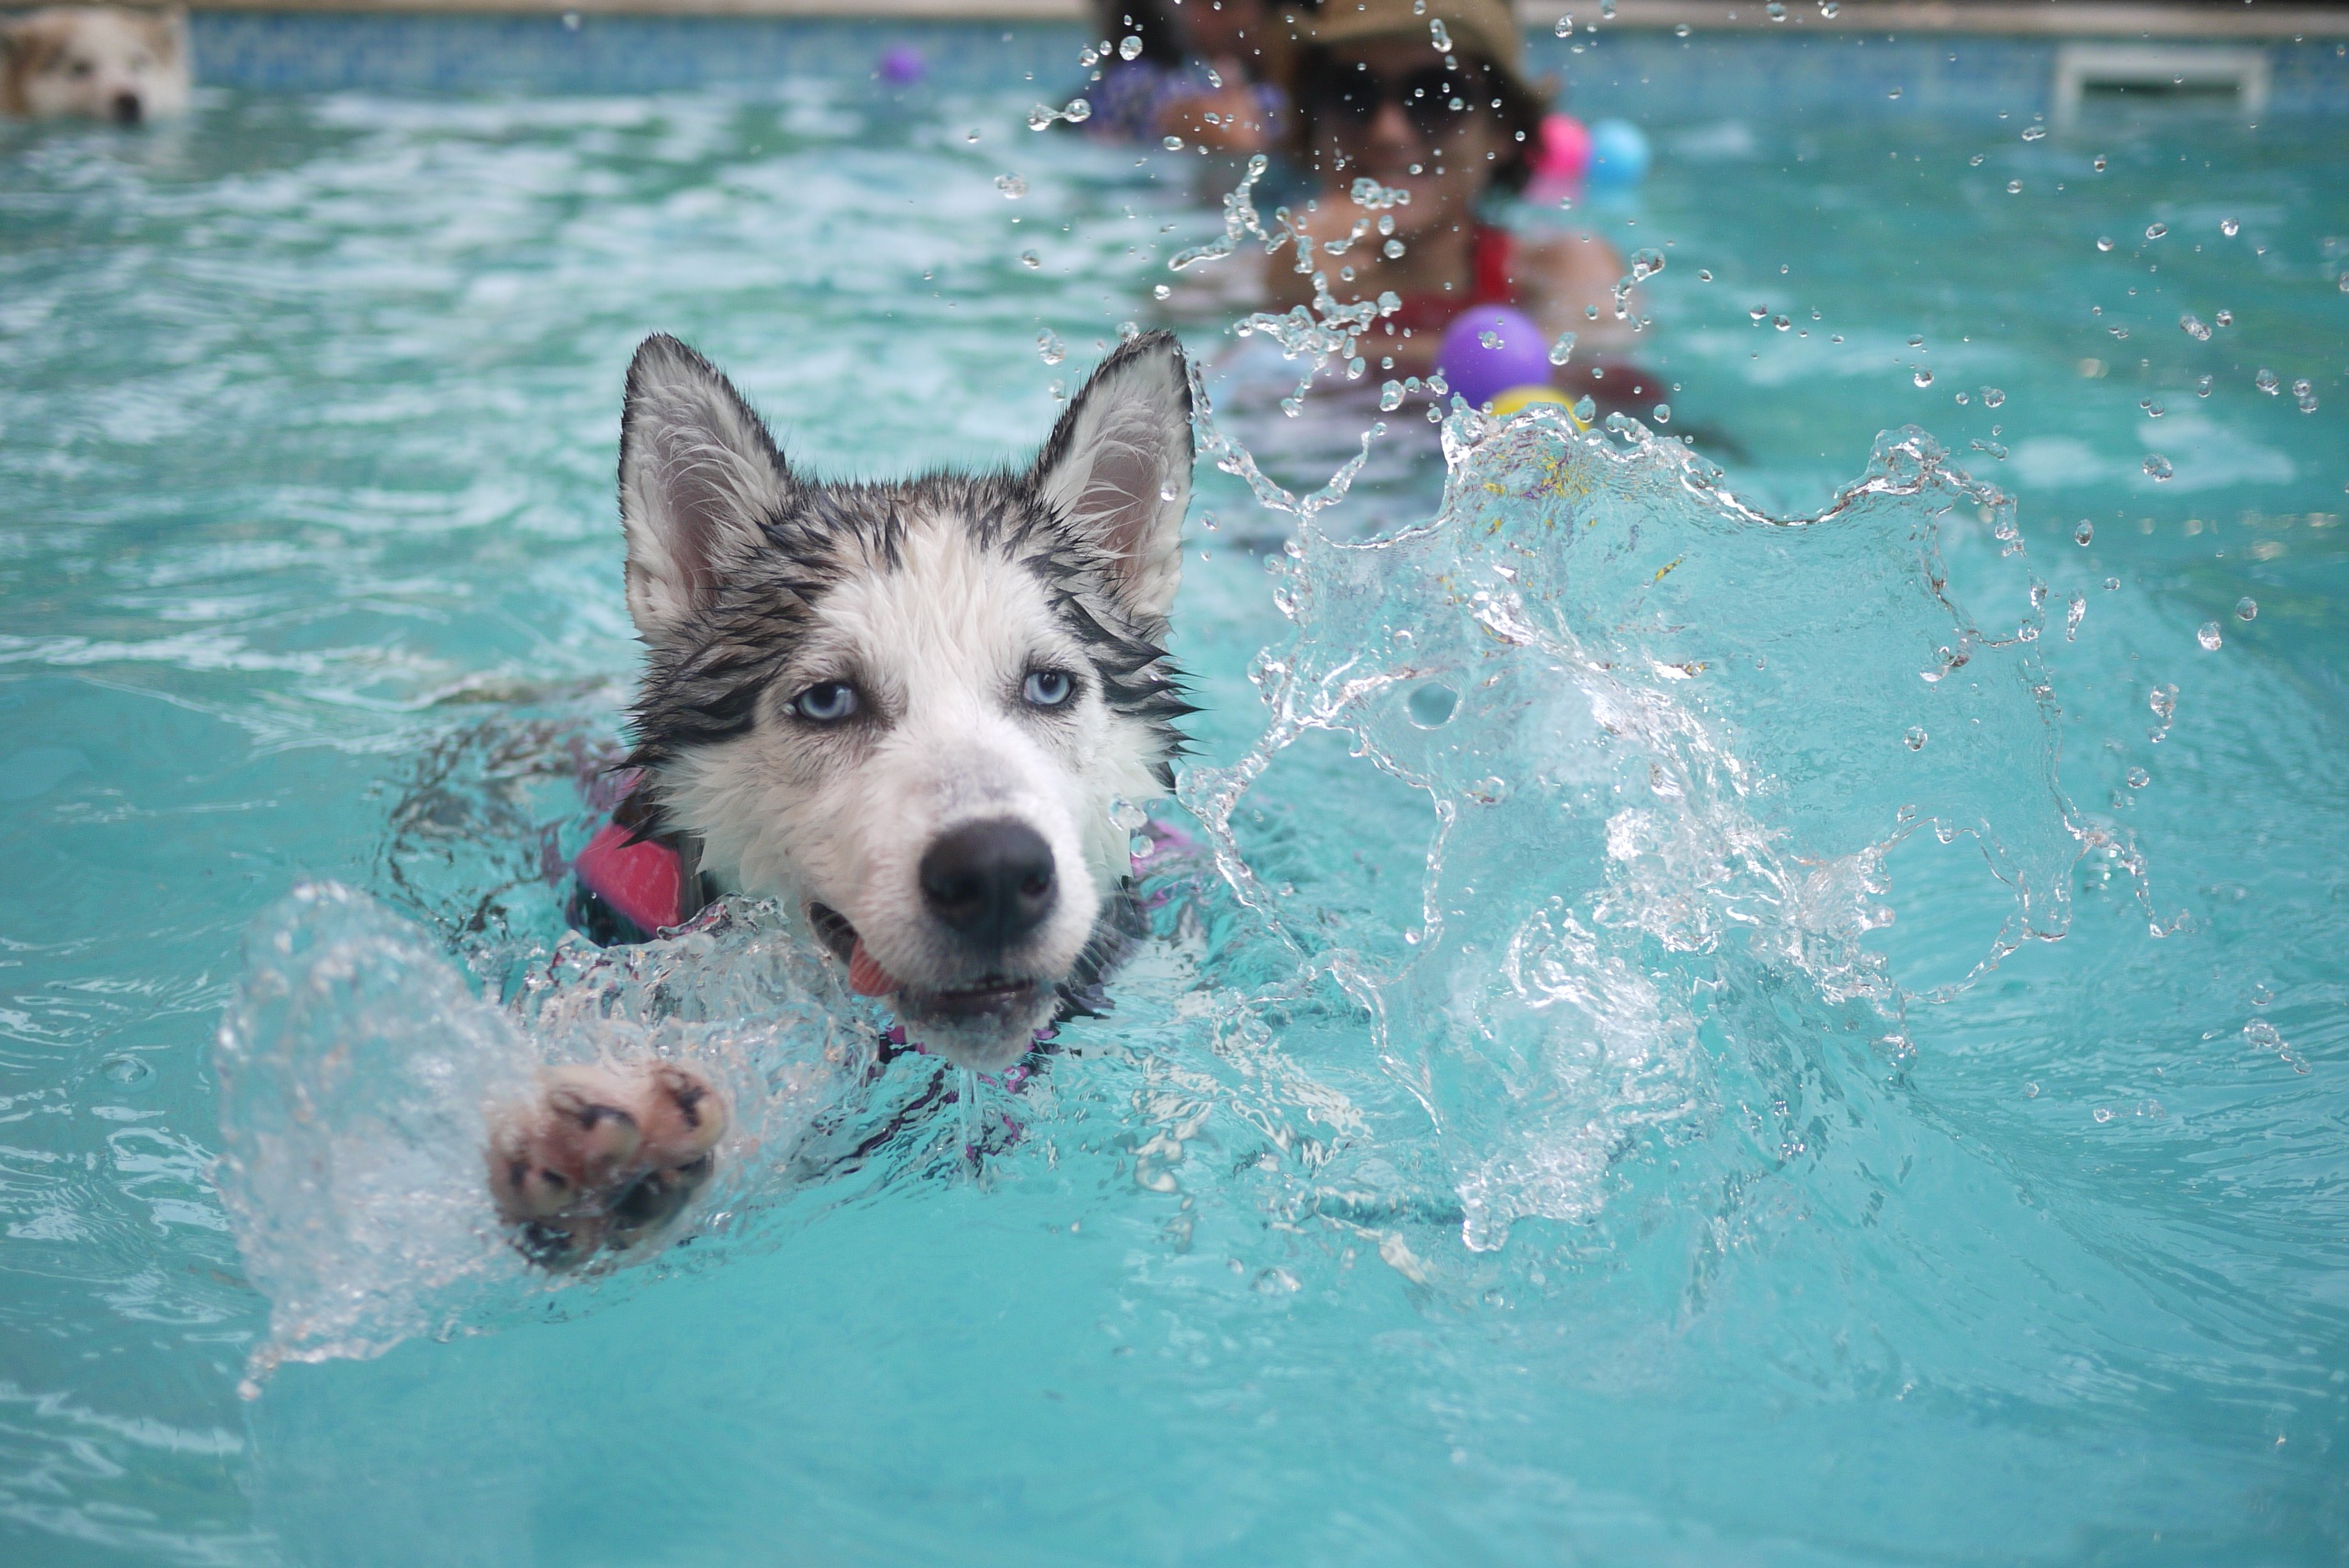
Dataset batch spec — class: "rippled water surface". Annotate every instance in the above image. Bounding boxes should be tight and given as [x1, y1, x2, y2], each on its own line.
[3, 63, 2347, 1567]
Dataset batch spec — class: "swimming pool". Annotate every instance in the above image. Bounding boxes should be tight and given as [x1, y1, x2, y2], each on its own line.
[3, 27, 2347, 1566]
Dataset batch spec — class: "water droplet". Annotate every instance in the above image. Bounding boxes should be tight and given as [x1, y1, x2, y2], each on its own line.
[1675, 22, 1692, 36]
[1904, 726, 1927, 751]
[2145, 221, 2168, 240]
[2255, 368, 2279, 395]
[2006, 179, 2023, 194]
[1547, 330, 1577, 366]
[1980, 386, 2004, 408]
[2215, 309, 2233, 326]
[2093, 1107, 2114, 1123]
[1819, 0, 1838, 14]
[1379, 379, 1405, 411]
[2143, 454, 2172, 481]
[1554, 14, 1574, 38]
[1478, 329, 1502, 349]
[2140, 398, 2165, 419]
[1063, 98, 1091, 124]
[1628, 248, 1666, 282]
[1119, 33, 1142, 60]
[2105, 576, 2120, 591]
[1652, 403, 1671, 425]
[1573, 395, 1597, 423]
[1382, 239, 1406, 259]
[1887, 86, 1902, 99]
[2235, 596, 2258, 621]
[2025, 1081, 2041, 1098]
[2150, 683, 2177, 723]
[994, 173, 1027, 199]
[1969, 153, 1985, 167]
[1153, 282, 1170, 300]
[1749, 305, 1768, 323]
[2092, 154, 2108, 172]
[1697, 269, 1713, 282]
[100, 1054, 152, 1086]
[1600, 0, 1617, 18]
[1036, 329, 1065, 364]
[2197, 621, 2222, 651]
[1406, 681, 1458, 728]
[2179, 312, 2210, 340]
[1162, 134, 1185, 151]
[2074, 520, 2094, 545]
[1773, 314, 1792, 331]
[2293, 379, 2318, 413]
[2095, 236, 2114, 252]
[1429, 17, 1452, 50]
[2126, 766, 2150, 788]
[2194, 374, 2211, 397]
[2221, 217, 2240, 237]
[1767, 1, 1787, 18]
[1908, 334, 1925, 347]
[2065, 593, 2086, 639]
[1913, 368, 1934, 388]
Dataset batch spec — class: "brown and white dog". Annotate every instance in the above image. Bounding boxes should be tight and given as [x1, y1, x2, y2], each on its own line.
[1, 6, 188, 123]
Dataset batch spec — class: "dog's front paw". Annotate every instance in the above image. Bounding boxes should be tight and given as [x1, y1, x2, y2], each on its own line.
[486, 1062, 727, 1269]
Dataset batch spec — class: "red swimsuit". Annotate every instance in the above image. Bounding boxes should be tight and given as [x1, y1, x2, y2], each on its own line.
[1382, 224, 1518, 338]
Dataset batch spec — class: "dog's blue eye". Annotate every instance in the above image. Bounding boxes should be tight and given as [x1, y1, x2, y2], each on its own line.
[1023, 670, 1074, 709]
[792, 681, 858, 723]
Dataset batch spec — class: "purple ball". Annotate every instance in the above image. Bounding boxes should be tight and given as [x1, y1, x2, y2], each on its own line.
[878, 45, 925, 86]
[1436, 306, 1553, 410]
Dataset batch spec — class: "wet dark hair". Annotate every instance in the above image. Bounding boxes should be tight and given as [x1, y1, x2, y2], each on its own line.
[1090, 1, 1189, 68]
[1289, 45, 1542, 193]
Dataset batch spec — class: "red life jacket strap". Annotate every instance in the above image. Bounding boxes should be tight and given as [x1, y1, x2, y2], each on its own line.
[572, 820, 684, 936]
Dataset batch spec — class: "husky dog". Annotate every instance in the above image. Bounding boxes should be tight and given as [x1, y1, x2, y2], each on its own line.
[1, 6, 189, 123]
[488, 331, 1196, 1264]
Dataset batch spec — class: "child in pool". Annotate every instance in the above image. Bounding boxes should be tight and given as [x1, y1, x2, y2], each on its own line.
[1265, 0, 1652, 410]
[1087, 0, 1287, 153]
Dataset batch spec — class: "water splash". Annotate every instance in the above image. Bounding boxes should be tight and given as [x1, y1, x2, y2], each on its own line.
[216, 882, 871, 1389]
[1174, 405, 2102, 1252]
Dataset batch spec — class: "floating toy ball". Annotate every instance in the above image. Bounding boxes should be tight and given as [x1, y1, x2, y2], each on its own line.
[1587, 118, 1651, 187]
[1487, 385, 1586, 428]
[1529, 113, 1592, 186]
[877, 45, 926, 85]
[1436, 305, 1554, 412]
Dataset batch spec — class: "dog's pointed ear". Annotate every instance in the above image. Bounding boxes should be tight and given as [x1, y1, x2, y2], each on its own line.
[618, 334, 792, 646]
[1030, 331, 1192, 625]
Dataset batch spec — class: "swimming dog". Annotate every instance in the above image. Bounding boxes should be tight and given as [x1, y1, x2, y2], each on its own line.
[1, 6, 188, 123]
[488, 330, 1196, 1264]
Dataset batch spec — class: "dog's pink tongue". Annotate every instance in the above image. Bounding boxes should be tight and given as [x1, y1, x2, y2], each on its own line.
[848, 939, 899, 998]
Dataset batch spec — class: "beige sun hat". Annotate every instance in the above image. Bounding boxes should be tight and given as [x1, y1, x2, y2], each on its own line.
[1280, 0, 1533, 94]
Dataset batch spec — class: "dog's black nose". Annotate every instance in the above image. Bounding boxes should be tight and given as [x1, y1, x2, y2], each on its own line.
[112, 93, 142, 124]
[920, 819, 1056, 949]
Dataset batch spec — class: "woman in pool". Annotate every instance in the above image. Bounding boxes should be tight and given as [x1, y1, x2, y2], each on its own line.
[1266, 0, 1648, 406]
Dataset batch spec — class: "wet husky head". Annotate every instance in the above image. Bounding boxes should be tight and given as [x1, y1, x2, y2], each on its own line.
[617, 332, 1194, 1069]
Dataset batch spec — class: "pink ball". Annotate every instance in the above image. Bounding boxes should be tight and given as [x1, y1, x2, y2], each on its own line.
[1530, 113, 1592, 184]
[1436, 306, 1553, 410]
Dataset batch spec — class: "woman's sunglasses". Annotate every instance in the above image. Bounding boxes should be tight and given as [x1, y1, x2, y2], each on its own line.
[1297, 58, 1493, 141]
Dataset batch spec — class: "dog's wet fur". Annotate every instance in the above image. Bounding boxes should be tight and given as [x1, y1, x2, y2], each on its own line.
[1, 6, 187, 123]
[488, 331, 1196, 1264]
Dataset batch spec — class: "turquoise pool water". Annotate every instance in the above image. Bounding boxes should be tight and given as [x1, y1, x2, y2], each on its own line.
[3, 57, 2347, 1567]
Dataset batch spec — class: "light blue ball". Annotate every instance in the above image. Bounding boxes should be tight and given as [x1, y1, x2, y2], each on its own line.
[1587, 118, 1651, 187]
